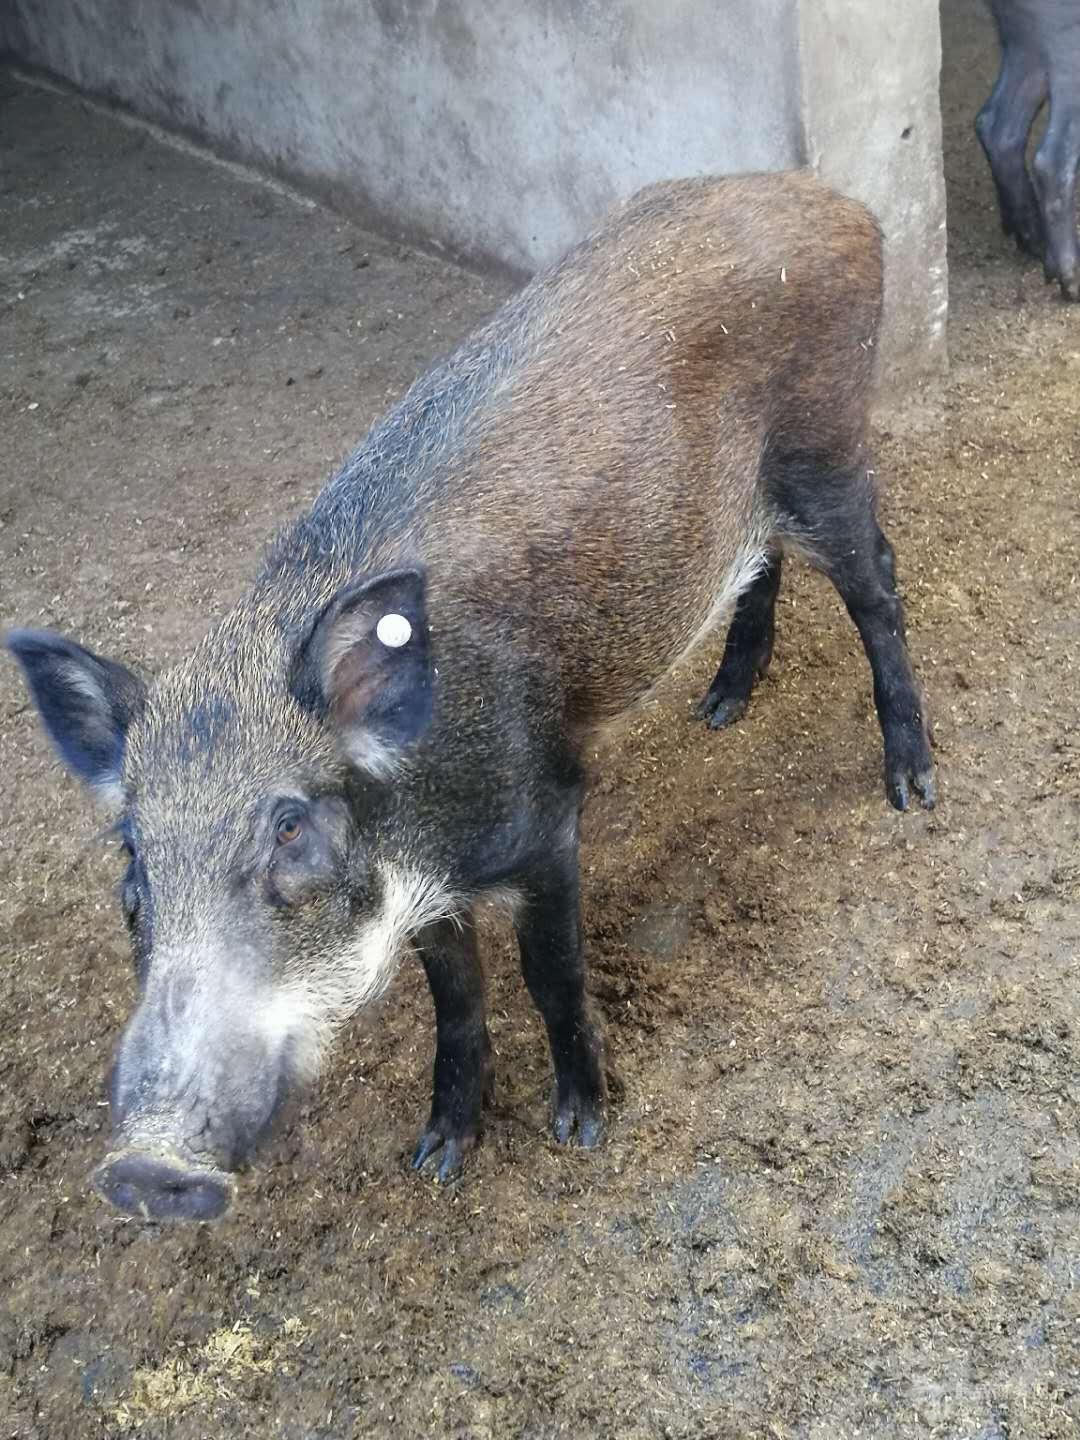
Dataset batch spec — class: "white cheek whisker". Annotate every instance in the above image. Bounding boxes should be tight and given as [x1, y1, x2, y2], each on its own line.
[268, 865, 460, 1081]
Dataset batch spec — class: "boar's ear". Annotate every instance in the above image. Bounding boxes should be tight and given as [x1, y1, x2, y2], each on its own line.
[6, 629, 146, 806]
[290, 568, 433, 778]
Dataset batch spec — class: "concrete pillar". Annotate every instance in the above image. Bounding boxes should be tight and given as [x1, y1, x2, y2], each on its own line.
[797, 0, 948, 384]
[1, 0, 946, 387]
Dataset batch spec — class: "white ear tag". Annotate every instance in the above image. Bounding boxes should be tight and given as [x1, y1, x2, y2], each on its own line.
[376, 613, 412, 648]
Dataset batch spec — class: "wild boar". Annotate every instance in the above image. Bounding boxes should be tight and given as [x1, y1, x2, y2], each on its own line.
[8, 171, 934, 1220]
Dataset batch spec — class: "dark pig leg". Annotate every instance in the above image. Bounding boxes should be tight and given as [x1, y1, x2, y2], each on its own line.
[697, 552, 782, 729]
[976, 44, 1048, 259]
[1032, 95, 1080, 299]
[773, 458, 934, 813]
[412, 913, 494, 1181]
[516, 834, 606, 1148]
[828, 521, 934, 812]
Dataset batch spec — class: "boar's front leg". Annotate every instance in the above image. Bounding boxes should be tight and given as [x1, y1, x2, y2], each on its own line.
[412, 913, 494, 1181]
[515, 826, 607, 1148]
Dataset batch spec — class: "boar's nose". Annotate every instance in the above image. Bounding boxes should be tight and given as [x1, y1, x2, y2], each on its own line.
[94, 1150, 234, 1221]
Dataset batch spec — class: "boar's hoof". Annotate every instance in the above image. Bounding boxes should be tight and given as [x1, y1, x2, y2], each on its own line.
[95, 1150, 233, 1221]
[1042, 260, 1080, 301]
[695, 688, 750, 731]
[552, 1095, 605, 1149]
[885, 761, 936, 814]
[1005, 219, 1043, 262]
[411, 1127, 477, 1183]
[883, 719, 935, 813]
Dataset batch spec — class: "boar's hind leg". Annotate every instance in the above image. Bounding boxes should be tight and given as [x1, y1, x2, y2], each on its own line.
[773, 455, 935, 813]
[1032, 93, 1080, 300]
[975, 43, 1047, 259]
[697, 551, 782, 729]
[412, 913, 494, 1181]
[515, 826, 607, 1148]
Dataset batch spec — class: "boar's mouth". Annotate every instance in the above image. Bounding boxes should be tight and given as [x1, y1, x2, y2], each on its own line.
[93, 1146, 236, 1222]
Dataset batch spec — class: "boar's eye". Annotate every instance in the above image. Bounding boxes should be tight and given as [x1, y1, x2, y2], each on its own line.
[116, 827, 139, 920]
[275, 813, 304, 847]
[120, 864, 141, 923]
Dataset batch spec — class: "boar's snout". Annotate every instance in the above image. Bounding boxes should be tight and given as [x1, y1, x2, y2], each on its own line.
[94, 1149, 234, 1221]
[103, 958, 299, 1213]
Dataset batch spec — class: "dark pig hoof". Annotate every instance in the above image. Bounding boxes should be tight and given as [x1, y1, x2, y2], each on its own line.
[1042, 262, 1080, 301]
[886, 763, 936, 813]
[410, 1126, 478, 1183]
[552, 1094, 605, 1148]
[695, 688, 750, 731]
[883, 713, 935, 812]
[1004, 220, 1044, 261]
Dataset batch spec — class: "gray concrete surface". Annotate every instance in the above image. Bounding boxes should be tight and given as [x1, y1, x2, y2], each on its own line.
[799, 0, 948, 385]
[1, 0, 947, 387]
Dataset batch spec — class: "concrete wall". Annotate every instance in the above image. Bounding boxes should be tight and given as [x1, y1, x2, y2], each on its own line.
[799, 0, 948, 385]
[1, 0, 947, 387]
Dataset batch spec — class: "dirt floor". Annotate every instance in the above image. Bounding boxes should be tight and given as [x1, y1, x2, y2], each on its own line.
[1, 3, 1078, 1435]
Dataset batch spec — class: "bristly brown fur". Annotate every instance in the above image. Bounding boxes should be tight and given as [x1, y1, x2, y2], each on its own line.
[253, 170, 883, 740]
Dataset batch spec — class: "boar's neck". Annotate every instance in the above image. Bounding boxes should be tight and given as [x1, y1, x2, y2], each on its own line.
[253, 283, 544, 635]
